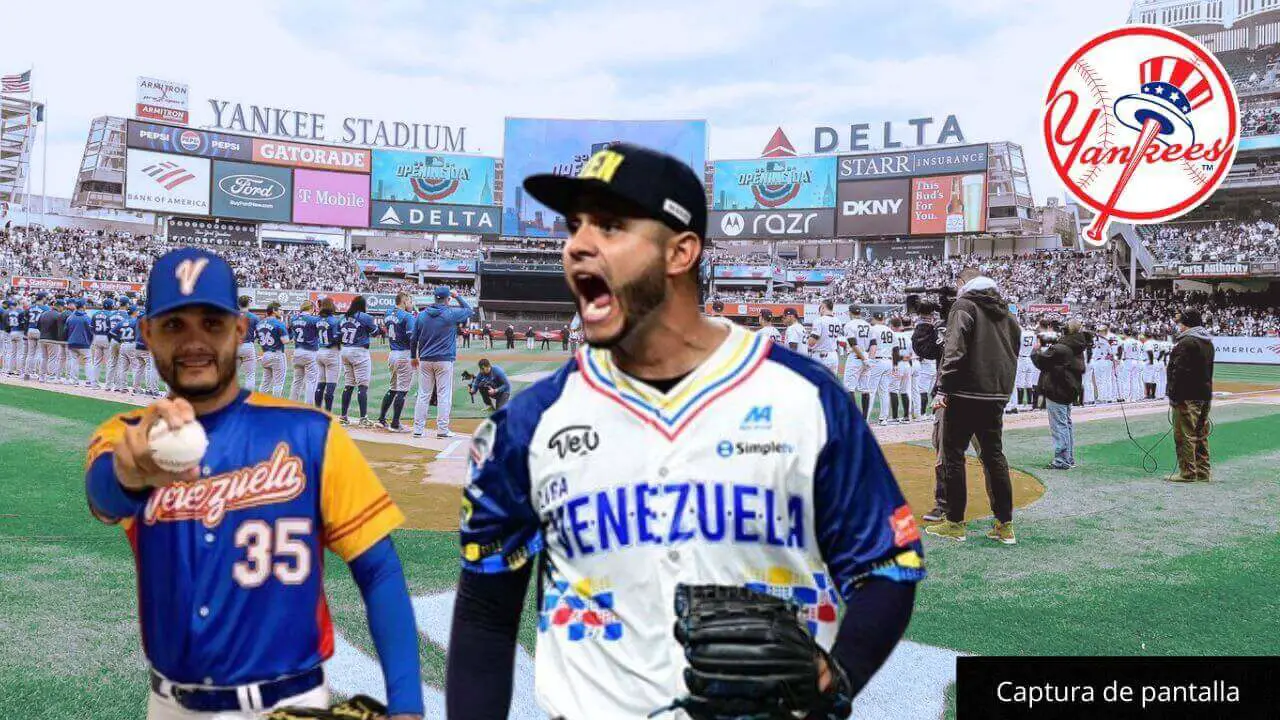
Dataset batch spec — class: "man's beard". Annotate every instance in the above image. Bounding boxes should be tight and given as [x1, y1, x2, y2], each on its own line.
[155, 347, 238, 400]
[585, 258, 667, 350]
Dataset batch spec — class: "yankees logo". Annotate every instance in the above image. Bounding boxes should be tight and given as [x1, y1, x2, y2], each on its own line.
[1043, 25, 1238, 246]
[175, 257, 210, 296]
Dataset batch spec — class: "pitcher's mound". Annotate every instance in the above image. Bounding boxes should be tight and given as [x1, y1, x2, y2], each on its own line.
[882, 443, 1044, 520]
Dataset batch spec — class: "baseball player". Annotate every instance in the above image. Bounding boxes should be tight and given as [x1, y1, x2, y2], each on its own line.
[1013, 323, 1038, 412]
[24, 292, 48, 380]
[84, 248, 423, 720]
[288, 301, 320, 405]
[891, 317, 915, 423]
[914, 312, 939, 418]
[1118, 329, 1142, 403]
[313, 297, 343, 412]
[781, 308, 807, 355]
[410, 286, 473, 439]
[89, 298, 115, 387]
[1139, 332, 1158, 400]
[35, 299, 62, 383]
[525, 324, 536, 351]
[256, 302, 288, 397]
[842, 306, 871, 407]
[129, 305, 161, 396]
[3, 298, 26, 375]
[446, 143, 923, 720]
[57, 297, 77, 385]
[118, 303, 140, 391]
[106, 300, 128, 391]
[1089, 325, 1117, 403]
[64, 298, 94, 386]
[1154, 336, 1171, 400]
[809, 299, 842, 376]
[338, 295, 379, 427]
[0, 298, 9, 373]
[756, 308, 781, 344]
[377, 292, 416, 432]
[865, 312, 896, 425]
[237, 295, 259, 390]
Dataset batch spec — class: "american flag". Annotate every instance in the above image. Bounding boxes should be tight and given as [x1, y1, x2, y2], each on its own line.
[2, 70, 31, 94]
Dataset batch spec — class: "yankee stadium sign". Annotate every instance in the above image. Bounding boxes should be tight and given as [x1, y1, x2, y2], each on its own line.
[208, 100, 468, 153]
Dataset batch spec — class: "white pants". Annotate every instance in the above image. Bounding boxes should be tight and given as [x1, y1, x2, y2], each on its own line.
[1082, 363, 1095, 404]
[811, 351, 839, 376]
[413, 360, 454, 434]
[106, 340, 122, 388]
[526, 336, 534, 350]
[341, 347, 372, 387]
[388, 350, 413, 391]
[1118, 359, 1140, 401]
[842, 356, 865, 393]
[146, 680, 328, 720]
[1015, 356, 1035, 392]
[24, 330, 40, 376]
[90, 336, 111, 384]
[260, 352, 287, 396]
[1140, 361, 1158, 385]
[864, 358, 893, 421]
[1090, 358, 1116, 402]
[37, 339, 60, 379]
[289, 349, 318, 403]
[65, 347, 89, 383]
[4, 331, 24, 373]
[0, 332, 9, 372]
[1155, 362, 1168, 399]
[237, 342, 258, 390]
[132, 347, 158, 392]
[316, 348, 341, 384]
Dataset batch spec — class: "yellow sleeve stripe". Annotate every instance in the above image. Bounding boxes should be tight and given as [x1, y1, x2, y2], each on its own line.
[85, 410, 144, 468]
[328, 494, 393, 544]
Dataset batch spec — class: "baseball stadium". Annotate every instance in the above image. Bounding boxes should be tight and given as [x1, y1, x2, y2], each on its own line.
[2, 2, 1280, 719]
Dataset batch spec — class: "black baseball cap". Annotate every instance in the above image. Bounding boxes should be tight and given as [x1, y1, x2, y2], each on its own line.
[523, 142, 707, 239]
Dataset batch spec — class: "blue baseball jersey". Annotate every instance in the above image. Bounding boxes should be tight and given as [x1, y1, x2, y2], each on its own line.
[3, 307, 24, 332]
[117, 317, 139, 344]
[384, 309, 415, 352]
[339, 312, 377, 349]
[459, 322, 925, 718]
[289, 313, 320, 351]
[133, 318, 148, 351]
[91, 310, 112, 336]
[257, 317, 287, 353]
[107, 311, 126, 342]
[27, 304, 50, 329]
[85, 391, 405, 685]
[316, 316, 342, 348]
[242, 311, 260, 345]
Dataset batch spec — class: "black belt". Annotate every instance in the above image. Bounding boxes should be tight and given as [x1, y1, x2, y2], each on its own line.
[150, 666, 323, 713]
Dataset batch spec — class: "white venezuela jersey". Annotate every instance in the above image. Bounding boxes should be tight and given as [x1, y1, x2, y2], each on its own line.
[460, 322, 926, 720]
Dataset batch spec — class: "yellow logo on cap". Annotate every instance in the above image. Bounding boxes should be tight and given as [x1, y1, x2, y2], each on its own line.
[175, 258, 209, 296]
[579, 149, 625, 183]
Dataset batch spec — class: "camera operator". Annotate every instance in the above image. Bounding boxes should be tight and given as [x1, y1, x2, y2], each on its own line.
[1031, 319, 1088, 470]
[925, 268, 1021, 545]
[464, 358, 511, 412]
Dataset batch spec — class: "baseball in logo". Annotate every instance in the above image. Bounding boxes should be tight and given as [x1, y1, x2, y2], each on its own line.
[1044, 25, 1238, 246]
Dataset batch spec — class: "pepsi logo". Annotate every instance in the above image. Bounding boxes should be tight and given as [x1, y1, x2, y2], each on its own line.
[219, 174, 286, 200]
[178, 130, 203, 153]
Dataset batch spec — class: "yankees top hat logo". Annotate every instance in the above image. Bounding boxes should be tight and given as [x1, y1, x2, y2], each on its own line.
[1043, 25, 1238, 246]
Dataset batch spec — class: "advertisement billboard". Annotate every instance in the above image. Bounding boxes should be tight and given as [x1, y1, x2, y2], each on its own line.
[125, 149, 211, 215]
[788, 268, 846, 283]
[253, 138, 372, 173]
[167, 217, 258, 247]
[910, 173, 986, 234]
[9, 276, 70, 291]
[418, 258, 478, 273]
[370, 150, 496, 205]
[82, 279, 144, 294]
[704, 301, 804, 318]
[707, 208, 836, 240]
[370, 201, 499, 234]
[127, 120, 253, 160]
[1213, 336, 1280, 364]
[837, 144, 989, 181]
[835, 178, 911, 237]
[247, 288, 311, 308]
[358, 259, 414, 275]
[860, 238, 945, 261]
[712, 264, 775, 279]
[502, 118, 708, 237]
[136, 77, 189, 124]
[292, 169, 370, 227]
[211, 161, 292, 222]
[1178, 262, 1250, 277]
[711, 156, 836, 210]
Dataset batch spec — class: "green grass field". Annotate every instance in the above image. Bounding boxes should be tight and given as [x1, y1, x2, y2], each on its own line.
[1, 363, 1277, 719]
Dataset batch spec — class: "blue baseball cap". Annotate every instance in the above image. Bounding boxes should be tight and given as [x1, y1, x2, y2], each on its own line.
[434, 286, 451, 299]
[146, 248, 239, 319]
[73, 298, 85, 308]
[103, 298, 117, 310]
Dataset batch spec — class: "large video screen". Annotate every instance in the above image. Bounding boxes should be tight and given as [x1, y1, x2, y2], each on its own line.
[480, 271, 575, 303]
[835, 178, 911, 237]
[370, 150, 496, 205]
[502, 118, 708, 237]
[711, 156, 836, 210]
[909, 173, 987, 235]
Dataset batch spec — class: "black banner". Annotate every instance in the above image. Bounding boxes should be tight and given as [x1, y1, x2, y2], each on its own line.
[957, 656, 1280, 719]
[860, 238, 943, 261]
[167, 217, 258, 248]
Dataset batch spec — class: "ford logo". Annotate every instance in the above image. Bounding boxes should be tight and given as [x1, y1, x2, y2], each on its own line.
[219, 174, 285, 200]
[178, 130, 203, 153]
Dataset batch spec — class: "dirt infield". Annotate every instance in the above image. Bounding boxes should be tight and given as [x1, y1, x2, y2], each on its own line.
[363, 439, 1046, 532]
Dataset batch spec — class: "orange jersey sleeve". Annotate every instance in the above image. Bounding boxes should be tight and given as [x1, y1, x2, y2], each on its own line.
[86, 408, 145, 469]
[320, 419, 405, 561]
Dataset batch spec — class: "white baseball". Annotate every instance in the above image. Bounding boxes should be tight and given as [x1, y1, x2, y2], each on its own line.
[148, 418, 209, 473]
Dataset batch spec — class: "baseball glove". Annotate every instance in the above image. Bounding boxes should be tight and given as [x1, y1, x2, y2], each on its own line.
[262, 695, 386, 720]
[651, 583, 853, 720]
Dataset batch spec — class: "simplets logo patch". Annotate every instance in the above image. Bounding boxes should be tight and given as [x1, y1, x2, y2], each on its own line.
[717, 439, 796, 458]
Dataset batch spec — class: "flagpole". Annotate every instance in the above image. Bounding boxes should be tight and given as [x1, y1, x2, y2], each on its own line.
[39, 99, 47, 225]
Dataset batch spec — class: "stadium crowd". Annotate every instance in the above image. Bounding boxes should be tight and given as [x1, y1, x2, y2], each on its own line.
[1144, 220, 1280, 263]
